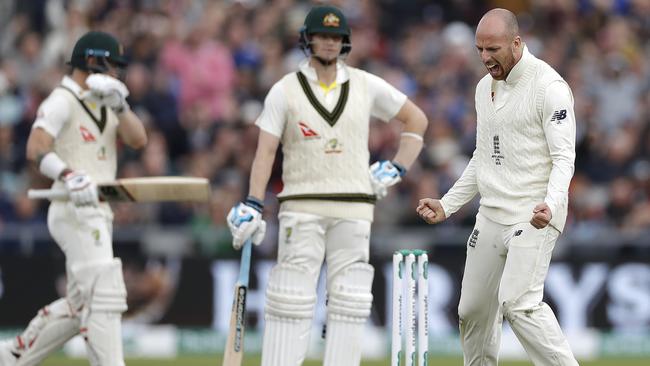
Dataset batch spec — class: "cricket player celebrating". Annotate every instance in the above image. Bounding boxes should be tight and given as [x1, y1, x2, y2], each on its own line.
[0, 31, 147, 366]
[227, 5, 427, 366]
[417, 9, 578, 366]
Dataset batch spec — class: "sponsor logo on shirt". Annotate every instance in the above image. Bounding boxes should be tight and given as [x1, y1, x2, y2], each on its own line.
[324, 138, 343, 154]
[514, 229, 523, 237]
[491, 135, 504, 165]
[80, 126, 96, 142]
[298, 121, 320, 139]
[97, 146, 107, 160]
[551, 109, 567, 124]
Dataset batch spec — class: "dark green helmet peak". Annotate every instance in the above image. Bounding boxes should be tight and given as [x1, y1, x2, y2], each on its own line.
[68, 31, 127, 72]
[299, 5, 352, 56]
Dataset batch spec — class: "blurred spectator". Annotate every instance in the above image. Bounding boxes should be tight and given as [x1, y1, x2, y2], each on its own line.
[160, 4, 235, 123]
[0, 0, 648, 256]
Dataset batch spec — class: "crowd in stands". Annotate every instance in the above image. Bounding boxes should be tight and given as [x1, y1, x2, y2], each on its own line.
[0, 0, 648, 256]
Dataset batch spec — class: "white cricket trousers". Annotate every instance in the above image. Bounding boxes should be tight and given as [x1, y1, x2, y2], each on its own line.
[458, 212, 578, 366]
[275, 211, 371, 282]
[49, 202, 125, 366]
[260, 211, 372, 366]
[49, 202, 115, 263]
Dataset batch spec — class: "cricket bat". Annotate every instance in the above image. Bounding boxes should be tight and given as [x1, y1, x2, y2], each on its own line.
[222, 239, 253, 366]
[27, 176, 210, 202]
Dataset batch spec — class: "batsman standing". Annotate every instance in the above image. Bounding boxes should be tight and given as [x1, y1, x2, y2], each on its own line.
[227, 5, 427, 366]
[417, 9, 578, 366]
[0, 31, 147, 366]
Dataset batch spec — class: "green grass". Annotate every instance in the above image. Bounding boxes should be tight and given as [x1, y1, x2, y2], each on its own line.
[39, 355, 650, 365]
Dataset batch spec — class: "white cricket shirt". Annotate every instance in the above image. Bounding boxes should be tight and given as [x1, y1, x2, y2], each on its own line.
[33, 76, 120, 187]
[440, 46, 576, 232]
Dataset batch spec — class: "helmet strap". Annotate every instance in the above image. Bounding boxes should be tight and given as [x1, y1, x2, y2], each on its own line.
[313, 55, 337, 66]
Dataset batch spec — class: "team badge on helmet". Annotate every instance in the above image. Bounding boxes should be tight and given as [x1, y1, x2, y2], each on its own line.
[299, 5, 352, 56]
[323, 13, 340, 27]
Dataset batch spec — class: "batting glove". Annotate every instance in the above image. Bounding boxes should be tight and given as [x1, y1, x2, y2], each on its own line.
[227, 196, 266, 250]
[369, 160, 406, 199]
[85, 74, 130, 113]
[63, 171, 98, 206]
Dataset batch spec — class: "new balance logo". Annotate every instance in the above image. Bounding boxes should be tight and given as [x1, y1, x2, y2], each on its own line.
[551, 110, 567, 123]
[514, 229, 523, 237]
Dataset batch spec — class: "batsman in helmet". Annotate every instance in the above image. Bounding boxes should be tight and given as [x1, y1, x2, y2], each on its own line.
[0, 31, 147, 366]
[227, 5, 428, 365]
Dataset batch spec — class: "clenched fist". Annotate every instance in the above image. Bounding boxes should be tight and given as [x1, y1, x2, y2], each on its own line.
[416, 198, 447, 224]
[530, 202, 552, 229]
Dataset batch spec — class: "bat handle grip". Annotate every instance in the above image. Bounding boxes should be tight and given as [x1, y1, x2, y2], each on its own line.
[27, 189, 70, 200]
[238, 240, 253, 287]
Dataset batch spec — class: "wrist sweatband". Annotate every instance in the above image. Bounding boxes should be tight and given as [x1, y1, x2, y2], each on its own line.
[39, 152, 68, 180]
[245, 195, 264, 213]
[391, 161, 407, 177]
[114, 100, 130, 115]
[401, 132, 423, 142]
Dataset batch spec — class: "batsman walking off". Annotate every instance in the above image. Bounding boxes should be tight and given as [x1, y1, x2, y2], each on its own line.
[417, 9, 578, 366]
[227, 5, 427, 366]
[0, 31, 147, 366]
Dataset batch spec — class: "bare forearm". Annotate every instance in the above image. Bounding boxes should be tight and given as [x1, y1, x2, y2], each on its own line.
[117, 110, 147, 149]
[248, 153, 275, 200]
[248, 130, 280, 201]
[26, 133, 52, 164]
[393, 135, 424, 170]
[392, 99, 428, 169]
[26, 127, 71, 180]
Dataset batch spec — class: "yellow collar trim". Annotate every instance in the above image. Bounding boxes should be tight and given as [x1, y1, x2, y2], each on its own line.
[319, 81, 338, 94]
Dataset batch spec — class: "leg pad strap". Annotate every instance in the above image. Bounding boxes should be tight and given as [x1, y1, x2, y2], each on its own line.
[68, 258, 127, 313]
[327, 262, 374, 321]
[265, 263, 317, 319]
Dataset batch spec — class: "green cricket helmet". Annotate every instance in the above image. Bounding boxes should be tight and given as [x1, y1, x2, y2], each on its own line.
[299, 5, 351, 55]
[68, 31, 127, 73]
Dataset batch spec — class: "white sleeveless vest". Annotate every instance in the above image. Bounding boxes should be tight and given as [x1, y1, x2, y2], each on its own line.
[51, 86, 119, 189]
[474, 54, 570, 231]
[277, 68, 375, 204]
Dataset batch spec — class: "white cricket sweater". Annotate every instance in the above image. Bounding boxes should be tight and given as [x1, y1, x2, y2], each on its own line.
[440, 47, 576, 232]
[256, 60, 407, 221]
[277, 67, 375, 217]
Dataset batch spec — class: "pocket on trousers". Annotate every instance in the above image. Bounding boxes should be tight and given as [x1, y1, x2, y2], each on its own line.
[503, 225, 556, 293]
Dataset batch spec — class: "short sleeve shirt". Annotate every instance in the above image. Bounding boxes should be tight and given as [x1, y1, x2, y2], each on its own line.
[256, 60, 407, 137]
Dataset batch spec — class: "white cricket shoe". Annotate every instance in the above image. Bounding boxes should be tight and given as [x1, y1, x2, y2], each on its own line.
[0, 340, 17, 366]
